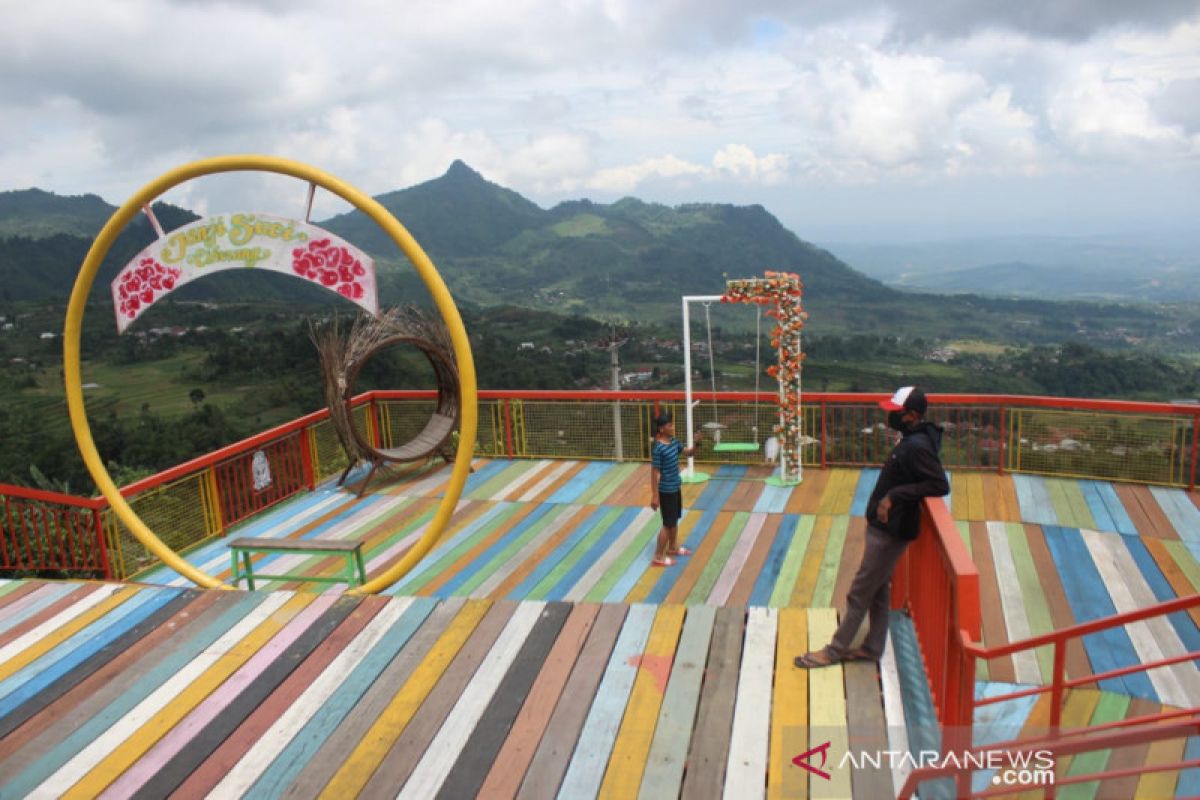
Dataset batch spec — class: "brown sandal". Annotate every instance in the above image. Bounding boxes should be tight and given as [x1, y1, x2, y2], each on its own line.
[794, 649, 840, 669]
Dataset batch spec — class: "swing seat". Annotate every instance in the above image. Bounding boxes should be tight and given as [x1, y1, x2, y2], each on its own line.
[713, 441, 761, 453]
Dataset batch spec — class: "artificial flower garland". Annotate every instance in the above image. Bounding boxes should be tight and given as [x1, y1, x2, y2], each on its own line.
[722, 271, 808, 482]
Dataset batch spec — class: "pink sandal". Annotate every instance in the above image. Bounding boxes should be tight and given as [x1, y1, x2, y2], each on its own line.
[651, 556, 676, 567]
[670, 546, 692, 557]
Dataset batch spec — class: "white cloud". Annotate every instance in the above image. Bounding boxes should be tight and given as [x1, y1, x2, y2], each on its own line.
[0, 1, 1197, 239]
[588, 155, 706, 193]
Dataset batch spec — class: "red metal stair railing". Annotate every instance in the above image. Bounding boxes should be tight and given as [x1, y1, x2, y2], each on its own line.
[897, 593, 1200, 799]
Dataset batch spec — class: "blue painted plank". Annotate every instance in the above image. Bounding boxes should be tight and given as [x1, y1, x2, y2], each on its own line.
[507, 506, 612, 600]
[1121, 536, 1200, 653]
[545, 461, 614, 505]
[1178, 736, 1200, 799]
[1041, 525, 1156, 700]
[0, 592, 269, 798]
[556, 604, 656, 799]
[1015, 475, 1057, 526]
[247, 596, 439, 796]
[0, 587, 181, 716]
[641, 474, 742, 604]
[603, 535, 660, 604]
[748, 514, 800, 607]
[1150, 486, 1200, 543]
[752, 483, 788, 514]
[1090, 481, 1138, 535]
[971, 681, 1040, 793]
[392, 502, 516, 593]
[433, 504, 557, 597]
[851, 469, 880, 517]
[1078, 481, 1117, 533]
[0, 584, 78, 636]
[544, 507, 642, 601]
[691, 465, 747, 511]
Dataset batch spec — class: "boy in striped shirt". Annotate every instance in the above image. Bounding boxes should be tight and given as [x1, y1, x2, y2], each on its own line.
[650, 412, 702, 567]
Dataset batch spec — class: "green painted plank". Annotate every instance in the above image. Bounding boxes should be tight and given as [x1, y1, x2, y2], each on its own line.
[1006, 522, 1056, 682]
[1164, 541, 1200, 591]
[583, 517, 660, 603]
[469, 461, 539, 501]
[811, 516, 850, 608]
[396, 504, 525, 594]
[638, 605, 718, 799]
[1061, 482, 1096, 530]
[686, 512, 749, 605]
[1046, 480, 1077, 528]
[528, 507, 626, 600]
[957, 521, 973, 556]
[576, 463, 639, 506]
[453, 506, 570, 597]
[768, 515, 816, 608]
[1057, 692, 1132, 800]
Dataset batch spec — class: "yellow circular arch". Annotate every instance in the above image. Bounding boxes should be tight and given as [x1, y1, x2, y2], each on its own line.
[63, 155, 477, 594]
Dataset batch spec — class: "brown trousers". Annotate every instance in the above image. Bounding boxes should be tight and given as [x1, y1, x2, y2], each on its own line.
[827, 524, 910, 659]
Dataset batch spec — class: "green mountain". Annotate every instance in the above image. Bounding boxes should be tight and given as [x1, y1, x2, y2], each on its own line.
[0, 188, 117, 239]
[319, 160, 886, 322]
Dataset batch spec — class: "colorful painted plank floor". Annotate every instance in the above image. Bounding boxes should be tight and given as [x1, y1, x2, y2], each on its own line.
[2, 460, 1198, 797]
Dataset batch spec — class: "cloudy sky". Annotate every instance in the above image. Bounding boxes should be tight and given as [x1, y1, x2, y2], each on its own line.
[2, 0, 1198, 242]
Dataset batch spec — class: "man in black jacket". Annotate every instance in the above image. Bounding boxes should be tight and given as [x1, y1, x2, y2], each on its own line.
[795, 386, 949, 668]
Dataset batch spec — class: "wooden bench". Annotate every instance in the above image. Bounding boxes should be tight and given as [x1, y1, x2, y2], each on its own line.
[229, 537, 367, 590]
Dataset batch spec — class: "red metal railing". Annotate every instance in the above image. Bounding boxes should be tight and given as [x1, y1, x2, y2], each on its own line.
[892, 497, 981, 735]
[2, 389, 1198, 578]
[0, 485, 108, 576]
[897, 593, 1200, 798]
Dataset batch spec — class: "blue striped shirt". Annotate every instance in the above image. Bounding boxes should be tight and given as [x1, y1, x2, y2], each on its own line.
[652, 438, 685, 493]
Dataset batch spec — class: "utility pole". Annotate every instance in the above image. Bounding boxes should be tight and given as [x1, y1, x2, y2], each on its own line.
[610, 337, 623, 461]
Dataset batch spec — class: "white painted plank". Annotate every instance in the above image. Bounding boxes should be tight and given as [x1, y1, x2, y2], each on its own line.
[204, 597, 414, 799]
[723, 606, 778, 800]
[986, 521, 1042, 685]
[397, 601, 545, 799]
[1080, 529, 1190, 707]
[28, 591, 293, 800]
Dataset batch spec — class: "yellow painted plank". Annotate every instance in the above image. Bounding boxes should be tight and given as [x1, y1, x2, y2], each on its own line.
[950, 472, 968, 520]
[1135, 734, 1184, 799]
[819, 470, 855, 516]
[0, 585, 139, 683]
[63, 592, 315, 799]
[769, 607, 808, 800]
[1051, 688, 1101, 778]
[789, 515, 832, 608]
[598, 604, 686, 799]
[319, 599, 492, 799]
[967, 473, 986, 521]
[623, 512, 701, 604]
[807, 608, 850, 799]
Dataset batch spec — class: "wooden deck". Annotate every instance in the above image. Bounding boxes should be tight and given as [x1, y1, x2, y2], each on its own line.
[0, 582, 903, 798]
[2, 459, 1198, 797]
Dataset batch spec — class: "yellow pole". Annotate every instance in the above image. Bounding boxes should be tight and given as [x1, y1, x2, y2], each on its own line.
[63, 155, 476, 593]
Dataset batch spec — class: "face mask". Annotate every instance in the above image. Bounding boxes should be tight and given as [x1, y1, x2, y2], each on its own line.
[887, 410, 908, 432]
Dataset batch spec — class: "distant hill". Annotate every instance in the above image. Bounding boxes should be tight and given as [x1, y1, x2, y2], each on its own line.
[320, 160, 888, 322]
[826, 236, 1200, 302]
[0, 163, 889, 325]
[0, 189, 116, 239]
[3, 167, 1192, 347]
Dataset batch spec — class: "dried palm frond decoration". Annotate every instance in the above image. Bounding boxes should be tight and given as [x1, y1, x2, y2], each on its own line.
[311, 306, 460, 496]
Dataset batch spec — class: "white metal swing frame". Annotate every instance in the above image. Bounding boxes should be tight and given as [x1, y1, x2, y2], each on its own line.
[681, 294, 775, 483]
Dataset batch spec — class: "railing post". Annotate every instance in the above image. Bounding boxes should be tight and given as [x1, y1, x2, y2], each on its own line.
[299, 425, 316, 489]
[820, 400, 828, 468]
[998, 404, 1007, 475]
[91, 506, 113, 579]
[504, 398, 515, 458]
[1189, 410, 1198, 490]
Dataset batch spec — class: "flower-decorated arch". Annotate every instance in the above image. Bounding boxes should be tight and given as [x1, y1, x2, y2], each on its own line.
[722, 271, 807, 484]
